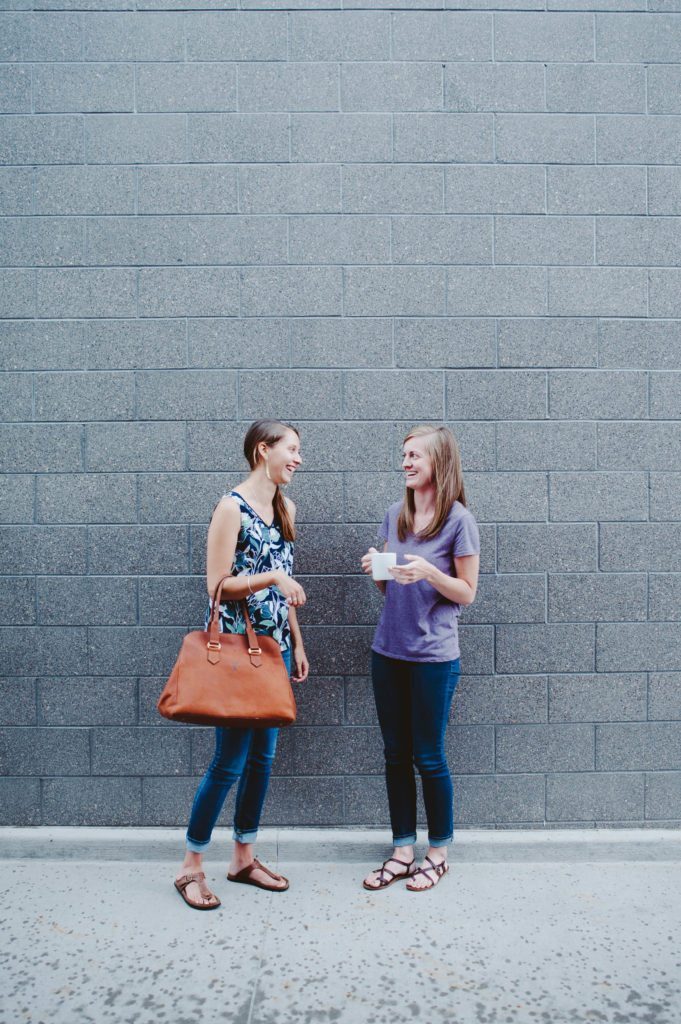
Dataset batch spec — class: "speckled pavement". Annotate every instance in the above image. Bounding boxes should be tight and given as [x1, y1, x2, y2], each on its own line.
[1, 829, 680, 1024]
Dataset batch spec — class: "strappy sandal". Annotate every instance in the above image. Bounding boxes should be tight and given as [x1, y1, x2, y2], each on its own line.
[174, 871, 221, 910]
[405, 855, 449, 892]
[227, 857, 289, 892]
[363, 856, 416, 891]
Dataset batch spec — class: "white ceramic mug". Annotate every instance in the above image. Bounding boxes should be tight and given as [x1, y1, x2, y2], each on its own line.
[371, 551, 396, 581]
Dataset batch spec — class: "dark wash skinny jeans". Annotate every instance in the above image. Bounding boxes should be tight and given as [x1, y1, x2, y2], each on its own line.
[371, 650, 461, 848]
[186, 646, 291, 850]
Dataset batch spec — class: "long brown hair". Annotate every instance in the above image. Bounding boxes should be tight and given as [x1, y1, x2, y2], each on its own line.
[243, 419, 299, 542]
[397, 425, 466, 542]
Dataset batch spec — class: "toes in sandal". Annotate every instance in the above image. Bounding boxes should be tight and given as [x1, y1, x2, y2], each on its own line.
[405, 855, 449, 892]
[363, 856, 415, 891]
[227, 857, 289, 892]
[174, 871, 221, 910]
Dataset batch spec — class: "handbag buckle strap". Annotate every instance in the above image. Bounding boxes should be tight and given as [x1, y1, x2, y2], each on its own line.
[207, 641, 221, 651]
[248, 646, 262, 655]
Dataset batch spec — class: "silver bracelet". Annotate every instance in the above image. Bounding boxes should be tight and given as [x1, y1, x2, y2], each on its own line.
[247, 576, 254, 595]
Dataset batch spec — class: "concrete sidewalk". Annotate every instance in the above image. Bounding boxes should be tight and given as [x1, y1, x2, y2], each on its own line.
[2, 828, 680, 1024]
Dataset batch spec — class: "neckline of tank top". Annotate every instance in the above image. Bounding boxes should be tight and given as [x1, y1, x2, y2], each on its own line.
[229, 490, 279, 531]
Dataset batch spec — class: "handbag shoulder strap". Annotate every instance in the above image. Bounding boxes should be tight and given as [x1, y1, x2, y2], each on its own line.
[207, 574, 262, 665]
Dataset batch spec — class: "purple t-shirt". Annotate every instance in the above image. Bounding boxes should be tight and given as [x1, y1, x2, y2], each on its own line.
[372, 500, 480, 663]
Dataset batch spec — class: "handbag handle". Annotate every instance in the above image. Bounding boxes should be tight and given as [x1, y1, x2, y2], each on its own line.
[206, 573, 262, 667]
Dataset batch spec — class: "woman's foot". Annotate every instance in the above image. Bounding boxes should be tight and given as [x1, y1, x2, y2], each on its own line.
[406, 850, 449, 891]
[175, 854, 220, 908]
[363, 847, 415, 890]
[228, 842, 288, 891]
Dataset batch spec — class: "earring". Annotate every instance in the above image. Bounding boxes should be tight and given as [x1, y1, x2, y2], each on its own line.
[264, 457, 272, 482]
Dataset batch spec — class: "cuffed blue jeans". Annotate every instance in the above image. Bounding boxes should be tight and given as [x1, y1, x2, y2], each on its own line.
[185, 646, 291, 851]
[371, 650, 461, 849]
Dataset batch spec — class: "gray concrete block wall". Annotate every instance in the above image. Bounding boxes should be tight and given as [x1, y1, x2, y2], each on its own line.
[1, 3, 681, 832]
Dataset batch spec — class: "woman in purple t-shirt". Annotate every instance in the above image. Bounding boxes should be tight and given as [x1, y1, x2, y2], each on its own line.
[361, 425, 480, 893]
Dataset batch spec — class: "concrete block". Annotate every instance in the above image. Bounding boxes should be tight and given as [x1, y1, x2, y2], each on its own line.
[294, 525, 377, 575]
[546, 64, 645, 113]
[342, 62, 441, 112]
[394, 113, 493, 163]
[88, 525, 189, 575]
[34, 371, 134, 421]
[0, 114, 82, 164]
[343, 165, 443, 214]
[448, 267, 546, 315]
[549, 572, 647, 623]
[240, 369, 342, 419]
[499, 318, 597, 368]
[139, 576, 206, 626]
[451, 675, 547, 724]
[445, 63, 544, 112]
[88, 627, 188, 676]
[188, 317, 289, 369]
[291, 318, 392, 367]
[549, 370, 647, 419]
[137, 63, 236, 112]
[289, 725, 383, 775]
[0, 372, 31, 420]
[2, 12, 82, 61]
[85, 113, 185, 163]
[599, 319, 681, 369]
[600, 523, 681, 572]
[188, 113, 288, 162]
[458, 625, 496, 675]
[138, 166, 237, 215]
[650, 474, 681, 521]
[651, 373, 681, 419]
[597, 216, 681, 266]
[597, 114, 681, 164]
[0, 168, 32, 215]
[291, 114, 391, 162]
[597, 624, 681, 673]
[42, 778, 142, 826]
[649, 167, 681, 214]
[598, 423, 681, 471]
[446, 369, 546, 419]
[446, 165, 545, 213]
[86, 319, 185, 371]
[342, 471, 403, 522]
[186, 421, 251, 472]
[0, 216, 83, 268]
[498, 523, 597, 572]
[284, 421, 394, 471]
[240, 62, 337, 112]
[37, 577, 137, 626]
[0, 65, 30, 113]
[461, 574, 545, 624]
[36, 474, 136, 524]
[91, 725, 190, 775]
[495, 215, 593, 265]
[262, 777, 345, 827]
[648, 673, 681, 720]
[137, 369, 236, 420]
[302, 626, 376, 676]
[139, 472, 235, 524]
[86, 215, 186, 266]
[1, 321, 86, 372]
[550, 471, 648, 521]
[1, 626, 88, 675]
[497, 422, 596, 471]
[345, 266, 446, 316]
[0, 475, 34, 523]
[187, 215, 287, 265]
[0, 726, 89, 775]
[34, 63, 133, 113]
[549, 674, 647, 723]
[496, 722, 595, 772]
[86, 421, 186, 472]
[34, 165, 135, 215]
[650, 269, 681, 317]
[596, 722, 681, 770]
[289, 12, 390, 61]
[454, 774, 545, 825]
[0, 778, 40, 825]
[344, 369, 443, 420]
[546, 773, 644, 822]
[185, 11, 287, 60]
[465, 472, 548, 522]
[648, 575, 681, 621]
[82, 12, 185, 60]
[38, 676, 137, 725]
[138, 267, 238, 318]
[392, 12, 492, 61]
[289, 215, 390, 264]
[0, 678, 36, 725]
[241, 165, 340, 214]
[645, 772, 681, 820]
[141, 776, 220, 827]
[395, 317, 495, 368]
[496, 624, 595, 673]
[36, 268, 136, 319]
[547, 166, 646, 215]
[0, 269, 35, 317]
[444, 724, 496, 774]
[1, 526, 86, 577]
[241, 267, 341, 316]
[496, 114, 594, 164]
[495, 12, 593, 61]
[392, 215, 492, 265]
[596, 12, 681, 62]
[548, 268, 647, 317]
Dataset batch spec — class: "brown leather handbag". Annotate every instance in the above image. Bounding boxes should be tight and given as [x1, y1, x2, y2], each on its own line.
[157, 574, 296, 728]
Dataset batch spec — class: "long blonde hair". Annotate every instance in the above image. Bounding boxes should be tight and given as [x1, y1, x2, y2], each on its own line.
[397, 425, 466, 542]
[243, 419, 299, 542]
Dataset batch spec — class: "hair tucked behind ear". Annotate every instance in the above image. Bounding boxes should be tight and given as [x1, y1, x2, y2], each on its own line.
[397, 425, 466, 542]
[242, 419, 299, 542]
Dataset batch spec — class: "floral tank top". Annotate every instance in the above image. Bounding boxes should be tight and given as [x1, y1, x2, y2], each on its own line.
[204, 490, 294, 652]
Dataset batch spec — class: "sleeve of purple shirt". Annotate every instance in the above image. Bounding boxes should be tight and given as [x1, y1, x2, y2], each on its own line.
[452, 511, 480, 558]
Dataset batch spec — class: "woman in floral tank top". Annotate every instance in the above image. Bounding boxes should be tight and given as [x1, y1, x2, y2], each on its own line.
[174, 420, 309, 910]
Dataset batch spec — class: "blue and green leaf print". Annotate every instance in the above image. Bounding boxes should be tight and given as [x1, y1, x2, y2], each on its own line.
[204, 491, 294, 652]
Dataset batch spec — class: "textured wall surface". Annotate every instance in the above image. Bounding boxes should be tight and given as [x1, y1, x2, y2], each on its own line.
[1, 3, 681, 831]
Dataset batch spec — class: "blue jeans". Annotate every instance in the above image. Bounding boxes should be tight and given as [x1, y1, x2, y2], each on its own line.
[371, 650, 461, 848]
[186, 646, 291, 851]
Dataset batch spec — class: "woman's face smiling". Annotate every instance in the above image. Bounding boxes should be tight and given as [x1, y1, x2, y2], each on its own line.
[266, 430, 302, 486]
[402, 437, 433, 490]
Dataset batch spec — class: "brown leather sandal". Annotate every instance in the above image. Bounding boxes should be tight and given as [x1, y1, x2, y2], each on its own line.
[363, 856, 416, 891]
[405, 855, 449, 892]
[227, 857, 289, 892]
[174, 871, 221, 910]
